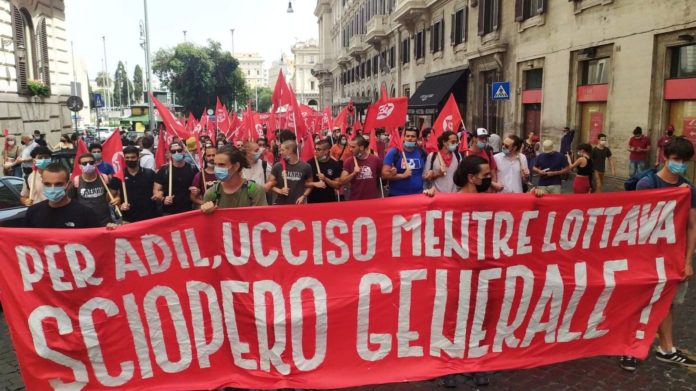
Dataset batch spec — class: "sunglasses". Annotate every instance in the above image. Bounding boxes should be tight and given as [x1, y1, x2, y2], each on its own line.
[80, 161, 95, 165]
[170, 149, 183, 153]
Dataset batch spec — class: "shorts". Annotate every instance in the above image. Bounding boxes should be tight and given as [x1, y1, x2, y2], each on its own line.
[537, 185, 562, 194]
[673, 281, 688, 306]
[573, 175, 591, 194]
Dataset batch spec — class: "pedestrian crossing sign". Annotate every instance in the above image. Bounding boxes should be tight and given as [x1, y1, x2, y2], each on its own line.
[492, 82, 510, 100]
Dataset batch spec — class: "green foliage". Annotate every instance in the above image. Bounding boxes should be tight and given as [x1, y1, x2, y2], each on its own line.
[153, 40, 249, 114]
[133, 65, 144, 103]
[95, 72, 111, 88]
[27, 80, 50, 97]
[256, 87, 272, 112]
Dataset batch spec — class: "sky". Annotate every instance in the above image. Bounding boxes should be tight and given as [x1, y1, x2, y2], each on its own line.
[65, 0, 318, 81]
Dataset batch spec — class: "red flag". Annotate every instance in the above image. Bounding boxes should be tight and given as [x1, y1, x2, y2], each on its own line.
[334, 107, 349, 135]
[272, 71, 308, 139]
[388, 127, 404, 153]
[459, 128, 469, 153]
[150, 94, 190, 140]
[300, 134, 315, 162]
[215, 97, 230, 134]
[187, 112, 197, 134]
[101, 130, 125, 181]
[363, 97, 408, 134]
[432, 94, 462, 139]
[70, 139, 89, 179]
[321, 107, 334, 132]
[155, 128, 168, 169]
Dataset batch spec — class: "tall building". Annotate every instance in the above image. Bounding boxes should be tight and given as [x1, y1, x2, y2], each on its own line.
[268, 53, 295, 90]
[0, 0, 72, 145]
[291, 39, 321, 107]
[236, 52, 266, 89]
[314, 0, 696, 180]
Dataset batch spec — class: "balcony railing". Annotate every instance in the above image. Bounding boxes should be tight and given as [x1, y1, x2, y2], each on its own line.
[366, 15, 390, 45]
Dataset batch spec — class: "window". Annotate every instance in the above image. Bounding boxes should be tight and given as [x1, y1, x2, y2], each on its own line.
[581, 58, 610, 85]
[431, 20, 444, 53]
[671, 45, 696, 78]
[415, 29, 426, 60]
[367, 60, 372, 77]
[0, 179, 22, 209]
[401, 38, 410, 64]
[311, 81, 315, 90]
[451, 8, 468, 45]
[373, 55, 379, 74]
[478, 0, 500, 36]
[380, 50, 387, 72]
[524, 68, 543, 89]
[389, 46, 395, 68]
[11, 6, 50, 95]
[403, 84, 410, 97]
[515, 0, 546, 21]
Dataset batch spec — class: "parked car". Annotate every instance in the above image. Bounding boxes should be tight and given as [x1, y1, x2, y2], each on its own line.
[0, 176, 26, 227]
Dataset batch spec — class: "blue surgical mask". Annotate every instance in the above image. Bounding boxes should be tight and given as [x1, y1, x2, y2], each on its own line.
[43, 186, 66, 202]
[214, 166, 230, 181]
[404, 141, 417, 148]
[35, 158, 51, 169]
[172, 152, 184, 162]
[447, 143, 458, 152]
[92, 152, 102, 160]
[667, 160, 688, 176]
[502, 147, 511, 156]
[253, 152, 262, 160]
[81, 163, 96, 175]
[477, 141, 487, 149]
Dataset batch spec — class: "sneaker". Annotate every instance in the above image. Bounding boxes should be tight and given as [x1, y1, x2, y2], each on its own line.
[619, 355, 638, 372]
[441, 374, 457, 388]
[655, 349, 696, 367]
[472, 372, 490, 387]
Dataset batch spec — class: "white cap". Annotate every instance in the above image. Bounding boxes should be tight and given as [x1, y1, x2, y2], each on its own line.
[476, 128, 489, 137]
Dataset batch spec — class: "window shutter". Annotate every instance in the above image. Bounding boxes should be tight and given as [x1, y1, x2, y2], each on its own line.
[538, 0, 546, 14]
[492, 0, 500, 32]
[477, 1, 485, 36]
[515, 0, 524, 21]
[464, 7, 469, 42]
[38, 19, 51, 89]
[440, 19, 445, 50]
[450, 13, 455, 45]
[11, 6, 28, 94]
[429, 26, 434, 53]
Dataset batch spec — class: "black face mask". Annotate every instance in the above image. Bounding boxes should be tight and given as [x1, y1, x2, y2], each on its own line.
[476, 178, 492, 193]
[667, 131, 674, 137]
[126, 161, 139, 169]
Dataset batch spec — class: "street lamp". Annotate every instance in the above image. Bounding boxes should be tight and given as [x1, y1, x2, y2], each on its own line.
[287, 1, 294, 13]
[183, 30, 187, 42]
[141, 0, 154, 133]
[230, 29, 235, 56]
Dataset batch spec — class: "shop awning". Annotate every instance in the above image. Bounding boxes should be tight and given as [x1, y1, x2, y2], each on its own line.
[408, 69, 467, 114]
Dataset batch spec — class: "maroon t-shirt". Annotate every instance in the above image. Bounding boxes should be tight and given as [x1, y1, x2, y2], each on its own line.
[191, 170, 217, 193]
[343, 154, 383, 200]
[629, 136, 650, 161]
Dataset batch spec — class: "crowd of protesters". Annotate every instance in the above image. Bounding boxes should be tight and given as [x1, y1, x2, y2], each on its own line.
[1, 122, 695, 386]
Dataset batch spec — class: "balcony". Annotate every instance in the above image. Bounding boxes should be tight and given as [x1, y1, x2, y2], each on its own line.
[393, 0, 428, 27]
[366, 15, 390, 45]
[348, 35, 368, 58]
[337, 48, 351, 67]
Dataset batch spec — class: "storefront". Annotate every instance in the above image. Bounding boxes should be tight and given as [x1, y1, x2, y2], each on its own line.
[407, 67, 468, 129]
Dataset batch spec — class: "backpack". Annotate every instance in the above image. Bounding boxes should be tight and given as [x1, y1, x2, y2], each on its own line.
[428, 151, 461, 172]
[212, 180, 256, 207]
[624, 167, 658, 191]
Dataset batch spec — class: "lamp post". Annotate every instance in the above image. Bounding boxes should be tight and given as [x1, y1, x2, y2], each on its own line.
[143, 0, 154, 133]
[102, 36, 110, 110]
[230, 29, 235, 56]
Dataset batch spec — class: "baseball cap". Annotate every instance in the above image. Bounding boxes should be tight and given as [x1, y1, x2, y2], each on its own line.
[476, 128, 489, 137]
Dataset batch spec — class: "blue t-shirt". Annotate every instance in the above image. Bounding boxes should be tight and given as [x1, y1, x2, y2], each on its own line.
[97, 161, 114, 176]
[637, 174, 696, 208]
[384, 147, 425, 196]
[535, 152, 568, 186]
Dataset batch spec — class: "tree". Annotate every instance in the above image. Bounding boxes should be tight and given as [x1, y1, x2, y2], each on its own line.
[153, 40, 249, 114]
[112, 61, 130, 108]
[256, 87, 272, 112]
[95, 72, 111, 88]
[133, 65, 143, 103]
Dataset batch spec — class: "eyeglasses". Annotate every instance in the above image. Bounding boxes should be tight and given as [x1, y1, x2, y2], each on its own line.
[80, 161, 96, 165]
[170, 149, 183, 153]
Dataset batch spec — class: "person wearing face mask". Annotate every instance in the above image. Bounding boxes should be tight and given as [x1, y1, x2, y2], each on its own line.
[69, 153, 121, 226]
[566, 143, 594, 194]
[3, 136, 23, 177]
[153, 142, 199, 215]
[88, 143, 115, 177]
[53, 135, 73, 151]
[24, 163, 101, 228]
[119, 146, 159, 222]
[339, 136, 384, 201]
[382, 128, 426, 196]
[465, 128, 501, 191]
[628, 126, 650, 177]
[330, 134, 352, 161]
[493, 134, 529, 193]
[266, 140, 313, 205]
[190, 146, 218, 209]
[201, 145, 267, 213]
[590, 133, 615, 193]
[657, 124, 676, 166]
[617, 136, 696, 372]
[256, 137, 274, 163]
[307, 140, 343, 203]
[423, 131, 460, 193]
[242, 141, 272, 191]
[375, 128, 388, 158]
[20, 146, 53, 206]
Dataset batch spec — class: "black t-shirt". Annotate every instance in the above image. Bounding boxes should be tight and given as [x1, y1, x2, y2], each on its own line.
[307, 158, 343, 203]
[24, 199, 101, 228]
[155, 163, 198, 214]
[123, 168, 159, 222]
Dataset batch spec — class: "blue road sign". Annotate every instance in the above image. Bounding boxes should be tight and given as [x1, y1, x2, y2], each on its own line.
[492, 82, 510, 101]
[94, 93, 105, 108]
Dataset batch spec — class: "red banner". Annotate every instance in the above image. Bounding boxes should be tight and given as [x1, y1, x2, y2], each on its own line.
[0, 190, 688, 390]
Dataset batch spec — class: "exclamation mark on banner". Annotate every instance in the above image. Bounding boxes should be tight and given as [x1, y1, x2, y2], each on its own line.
[636, 257, 667, 339]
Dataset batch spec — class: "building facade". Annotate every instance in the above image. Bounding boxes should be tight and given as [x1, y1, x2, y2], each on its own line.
[291, 39, 321, 107]
[0, 0, 72, 146]
[314, 0, 696, 179]
[267, 53, 295, 90]
[236, 52, 266, 89]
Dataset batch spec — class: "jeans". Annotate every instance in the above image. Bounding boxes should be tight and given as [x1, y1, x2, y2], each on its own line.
[629, 160, 645, 178]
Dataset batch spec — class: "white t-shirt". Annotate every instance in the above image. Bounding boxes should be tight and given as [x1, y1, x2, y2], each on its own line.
[20, 171, 46, 203]
[243, 159, 272, 186]
[20, 141, 38, 168]
[423, 151, 459, 193]
[493, 152, 528, 193]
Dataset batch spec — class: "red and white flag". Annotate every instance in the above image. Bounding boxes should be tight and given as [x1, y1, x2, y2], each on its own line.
[363, 97, 408, 133]
[101, 130, 125, 181]
[70, 139, 89, 179]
